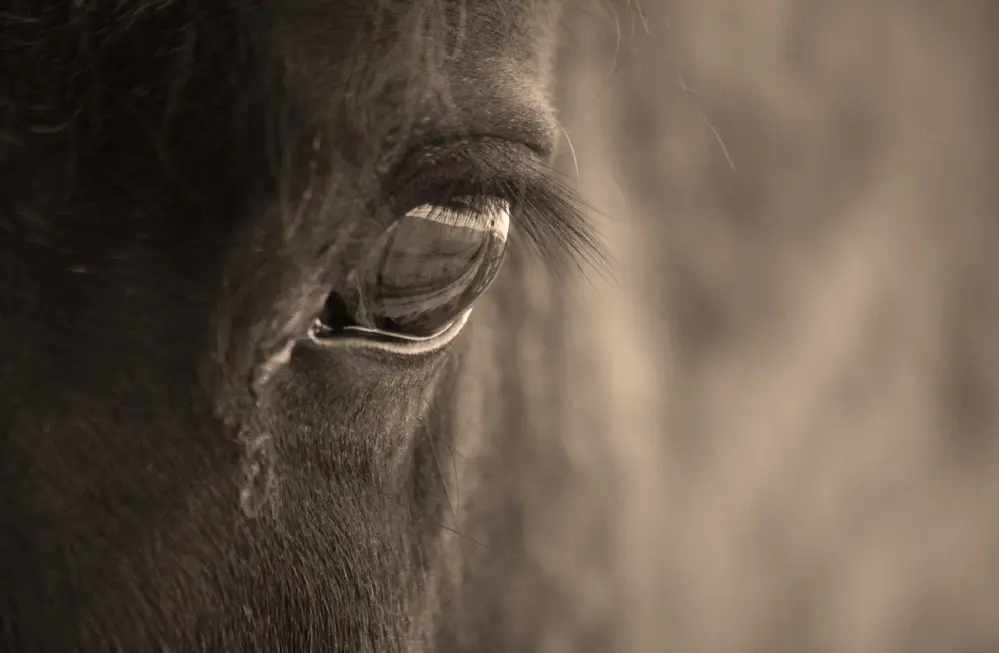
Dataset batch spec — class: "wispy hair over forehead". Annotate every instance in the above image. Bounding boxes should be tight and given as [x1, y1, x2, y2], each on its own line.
[0, 1, 563, 136]
[1, 0, 569, 213]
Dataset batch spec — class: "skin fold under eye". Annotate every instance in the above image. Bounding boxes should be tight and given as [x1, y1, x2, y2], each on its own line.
[311, 197, 511, 347]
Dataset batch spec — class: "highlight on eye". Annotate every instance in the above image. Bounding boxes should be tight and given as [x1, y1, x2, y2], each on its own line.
[311, 196, 512, 346]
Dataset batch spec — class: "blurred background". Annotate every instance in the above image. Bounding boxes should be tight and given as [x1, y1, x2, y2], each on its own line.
[554, 1, 999, 651]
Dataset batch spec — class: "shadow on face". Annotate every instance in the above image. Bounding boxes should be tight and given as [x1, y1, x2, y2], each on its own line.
[0, 1, 574, 650]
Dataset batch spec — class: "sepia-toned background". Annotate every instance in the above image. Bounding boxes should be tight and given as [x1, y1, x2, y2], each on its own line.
[556, 1, 999, 651]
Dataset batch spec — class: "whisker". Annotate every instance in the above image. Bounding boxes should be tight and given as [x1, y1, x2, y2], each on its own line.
[554, 117, 580, 181]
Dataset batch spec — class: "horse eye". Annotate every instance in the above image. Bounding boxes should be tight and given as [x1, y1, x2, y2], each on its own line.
[313, 197, 510, 343]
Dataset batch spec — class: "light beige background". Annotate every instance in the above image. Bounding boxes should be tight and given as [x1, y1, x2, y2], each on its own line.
[557, 2, 999, 651]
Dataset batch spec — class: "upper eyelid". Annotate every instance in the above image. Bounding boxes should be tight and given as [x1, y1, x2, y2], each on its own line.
[387, 136, 551, 204]
[396, 136, 531, 171]
[369, 125, 607, 274]
[383, 136, 606, 275]
[397, 125, 557, 166]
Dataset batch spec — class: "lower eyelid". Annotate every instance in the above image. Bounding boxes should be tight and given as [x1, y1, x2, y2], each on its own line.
[309, 309, 472, 356]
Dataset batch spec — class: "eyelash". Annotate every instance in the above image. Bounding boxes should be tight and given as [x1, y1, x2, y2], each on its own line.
[391, 139, 610, 279]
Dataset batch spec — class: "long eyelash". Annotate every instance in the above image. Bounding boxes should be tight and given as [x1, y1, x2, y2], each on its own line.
[501, 159, 613, 283]
[398, 139, 614, 282]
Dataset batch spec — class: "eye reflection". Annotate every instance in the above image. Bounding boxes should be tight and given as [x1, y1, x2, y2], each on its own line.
[313, 197, 511, 344]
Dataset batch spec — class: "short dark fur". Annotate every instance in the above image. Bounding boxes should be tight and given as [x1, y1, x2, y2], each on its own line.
[1, 1, 578, 650]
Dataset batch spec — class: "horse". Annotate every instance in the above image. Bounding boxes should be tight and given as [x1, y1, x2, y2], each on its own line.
[1, 1, 627, 650]
[9, 1, 999, 652]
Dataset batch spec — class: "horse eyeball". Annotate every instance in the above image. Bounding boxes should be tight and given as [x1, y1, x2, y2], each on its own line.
[315, 197, 510, 343]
